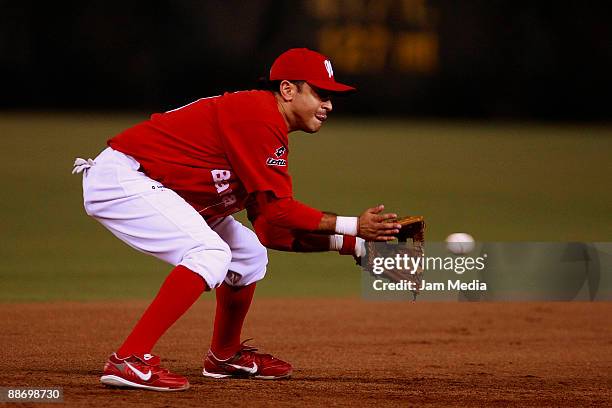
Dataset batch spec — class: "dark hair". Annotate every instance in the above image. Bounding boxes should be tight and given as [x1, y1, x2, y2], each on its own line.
[256, 78, 305, 93]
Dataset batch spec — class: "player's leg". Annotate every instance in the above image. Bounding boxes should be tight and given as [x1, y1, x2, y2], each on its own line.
[202, 216, 292, 379]
[207, 216, 267, 359]
[81, 148, 231, 390]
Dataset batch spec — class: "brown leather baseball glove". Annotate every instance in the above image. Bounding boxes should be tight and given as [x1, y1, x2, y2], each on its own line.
[359, 216, 425, 300]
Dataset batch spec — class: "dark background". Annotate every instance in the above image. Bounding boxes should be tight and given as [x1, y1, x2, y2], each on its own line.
[2, 0, 611, 120]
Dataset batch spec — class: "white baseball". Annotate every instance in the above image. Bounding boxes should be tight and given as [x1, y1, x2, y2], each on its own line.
[446, 233, 475, 254]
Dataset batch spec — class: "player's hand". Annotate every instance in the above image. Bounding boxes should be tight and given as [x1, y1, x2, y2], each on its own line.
[357, 205, 402, 241]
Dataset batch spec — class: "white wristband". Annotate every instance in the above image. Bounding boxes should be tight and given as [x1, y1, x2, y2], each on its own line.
[329, 235, 344, 251]
[335, 216, 358, 236]
[355, 237, 366, 257]
[330, 235, 366, 257]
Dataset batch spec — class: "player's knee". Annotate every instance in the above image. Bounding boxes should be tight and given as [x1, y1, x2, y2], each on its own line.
[248, 243, 268, 281]
[225, 244, 268, 286]
[245, 239, 268, 278]
[253, 242, 268, 270]
[181, 240, 232, 289]
[247, 262, 267, 285]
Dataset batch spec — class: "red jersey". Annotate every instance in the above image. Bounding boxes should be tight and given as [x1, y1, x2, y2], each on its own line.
[108, 90, 291, 221]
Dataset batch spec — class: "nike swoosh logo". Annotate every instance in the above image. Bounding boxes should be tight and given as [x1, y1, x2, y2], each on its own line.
[125, 361, 152, 381]
[228, 362, 258, 374]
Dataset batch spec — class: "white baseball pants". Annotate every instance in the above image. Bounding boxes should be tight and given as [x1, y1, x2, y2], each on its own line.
[79, 147, 267, 289]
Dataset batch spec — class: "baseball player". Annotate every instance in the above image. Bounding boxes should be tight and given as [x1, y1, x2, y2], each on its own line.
[73, 48, 402, 391]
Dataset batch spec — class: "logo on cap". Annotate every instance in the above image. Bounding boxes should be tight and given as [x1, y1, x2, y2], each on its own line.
[324, 60, 333, 78]
[269, 48, 355, 93]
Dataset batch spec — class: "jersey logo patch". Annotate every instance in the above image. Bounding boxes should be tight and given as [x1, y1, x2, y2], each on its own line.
[274, 146, 287, 157]
[266, 157, 287, 167]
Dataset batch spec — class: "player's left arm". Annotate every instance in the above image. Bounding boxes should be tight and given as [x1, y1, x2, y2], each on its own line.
[247, 200, 364, 256]
[251, 214, 364, 255]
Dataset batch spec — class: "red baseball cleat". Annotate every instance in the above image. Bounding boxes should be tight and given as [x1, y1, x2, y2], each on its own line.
[100, 353, 190, 391]
[202, 340, 292, 380]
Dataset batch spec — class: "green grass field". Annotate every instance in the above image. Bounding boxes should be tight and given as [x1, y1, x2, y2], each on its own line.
[1, 113, 610, 301]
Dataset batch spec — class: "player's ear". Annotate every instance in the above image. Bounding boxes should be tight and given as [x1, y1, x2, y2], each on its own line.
[278, 80, 296, 102]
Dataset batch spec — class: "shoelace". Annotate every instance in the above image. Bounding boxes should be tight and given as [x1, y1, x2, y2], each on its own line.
[130, 358, 170, 375]
[209, 339, 273, 363]
[116, 353, 168, 373]
[238, 339, 274, 359]
[72, 157, 95, 174]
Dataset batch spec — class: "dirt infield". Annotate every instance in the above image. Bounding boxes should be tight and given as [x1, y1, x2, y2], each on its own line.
[1, 299, 611, 407]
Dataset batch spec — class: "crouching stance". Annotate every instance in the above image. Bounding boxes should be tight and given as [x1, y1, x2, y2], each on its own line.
[74, 48, 400, 391]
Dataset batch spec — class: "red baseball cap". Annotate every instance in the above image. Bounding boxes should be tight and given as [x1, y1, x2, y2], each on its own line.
[269, 48, 356, 93]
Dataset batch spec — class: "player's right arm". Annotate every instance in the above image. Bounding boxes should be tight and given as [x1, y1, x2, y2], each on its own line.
[316, 206, 401, 241]
[248, 191, 401, 242]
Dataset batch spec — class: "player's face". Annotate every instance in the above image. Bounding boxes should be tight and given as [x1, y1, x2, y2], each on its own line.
[291, 83, 333, 133]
